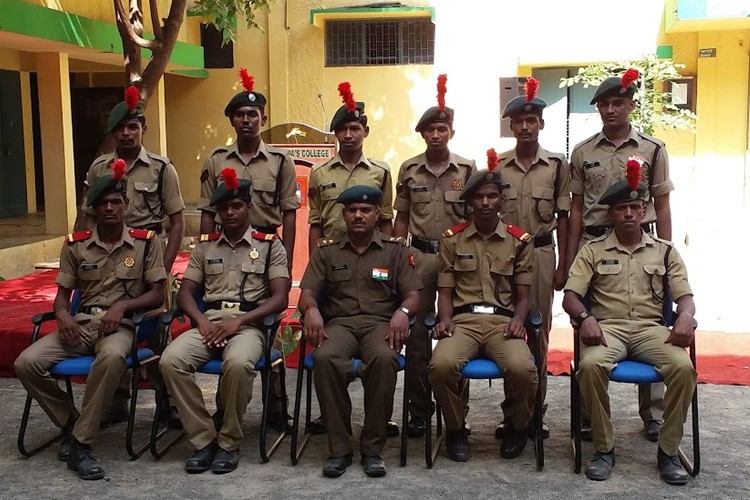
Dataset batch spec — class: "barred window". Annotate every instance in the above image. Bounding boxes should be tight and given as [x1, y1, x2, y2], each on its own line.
[325, 18, 435, 67]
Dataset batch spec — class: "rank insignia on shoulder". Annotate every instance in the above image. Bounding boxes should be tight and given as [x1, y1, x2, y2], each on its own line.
[129, 228, 155, 240]
[317, 238, 336, 247]
[199, 232, 221, 242]
[65, 230, 92, 243]
[442, 221, 469, 238]
[506, 224, 532, 242]
[251, 231, 277, 241]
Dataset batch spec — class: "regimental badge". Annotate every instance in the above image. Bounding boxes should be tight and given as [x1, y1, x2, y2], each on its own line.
[439, 111, 447, 120]
[486, 173, 494, 181]
[249, 248, 259, 260]
[452, 178, 463, 191]
[524, 104, 532, 111]
[124, 256, 135, 268]
[354, 110, 360, 118]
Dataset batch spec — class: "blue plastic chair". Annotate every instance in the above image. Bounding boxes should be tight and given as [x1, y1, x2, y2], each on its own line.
[424, 311, 545, 470]
[150, 286, 287, 463]
[17, 290, 162, 460]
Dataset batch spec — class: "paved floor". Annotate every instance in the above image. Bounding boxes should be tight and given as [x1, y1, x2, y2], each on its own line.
[0, 373, 748, 499]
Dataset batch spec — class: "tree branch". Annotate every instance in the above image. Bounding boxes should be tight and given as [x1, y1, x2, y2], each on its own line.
[148, 0, 163, 41]
[113, 0, 155, 49]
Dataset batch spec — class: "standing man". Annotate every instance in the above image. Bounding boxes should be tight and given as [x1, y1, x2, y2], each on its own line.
[428, 152, 538, 462]
[563, 166, 696, 484]
[393, 74, 476, 438]
[299, 185, 421, 478]
[566, 69, 674, 442]
[15, 164, 166, 480]
[161, 168, 290, 474]
[496, 77, 570, 438]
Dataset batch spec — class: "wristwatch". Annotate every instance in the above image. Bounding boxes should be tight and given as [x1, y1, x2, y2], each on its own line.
[576, 311, 591, 324]
[398, 307, 411, 318]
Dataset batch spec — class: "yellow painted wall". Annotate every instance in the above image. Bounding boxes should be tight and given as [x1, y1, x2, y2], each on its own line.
[0, 47, 21, 71]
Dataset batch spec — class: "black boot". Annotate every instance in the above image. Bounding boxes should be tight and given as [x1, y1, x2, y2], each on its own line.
[657, 447, 689, 485]
[445, 427, 470, 462]
[66, 438, 106, 480]
[500, 424, 527, 459]
[185, 441, 219, 474]
[585, 449, 615, 481]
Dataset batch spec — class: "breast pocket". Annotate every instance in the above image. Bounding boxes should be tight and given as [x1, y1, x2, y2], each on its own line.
[133, 181, 160, 208]
[444, 190, 463, 216]
[454, 257, 477, 272]
[585, 165, 609, 195]
[532, 186, 555, 223]
[503, 187, 519, 213]
[328, 268, 352, 283]
[595, 262, 626, 295]
[205, 261, 225, 275]
[411, 189, 432, 216]
[240, 260, 264, 275]
[79, 268, 102, 282]
[643, 263, 666, 299]
[252, 179, 277, 207]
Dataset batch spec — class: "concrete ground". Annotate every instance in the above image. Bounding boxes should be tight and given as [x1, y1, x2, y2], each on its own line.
[0, 373, 748, 500]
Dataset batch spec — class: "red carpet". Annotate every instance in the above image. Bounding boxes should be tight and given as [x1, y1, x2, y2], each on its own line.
[1, 252, 749, 385]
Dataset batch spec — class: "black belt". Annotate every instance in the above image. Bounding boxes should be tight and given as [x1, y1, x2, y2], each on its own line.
[135, 223, 163, 235]
[454, 304, 513, 318]
[255, 225, 278, 235]
[411, 236, 440, 254]
[585, 223, 653, 238]
[79, 305, 108, 315]
[533, 232, 554, 248]
[205, 301, 257, 312]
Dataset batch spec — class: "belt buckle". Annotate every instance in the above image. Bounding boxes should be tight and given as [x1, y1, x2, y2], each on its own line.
[221, 301, 239, 311]
[91, 306, 104, 315]
[471, 305, 494, 314]
[429, 241, 440, 253]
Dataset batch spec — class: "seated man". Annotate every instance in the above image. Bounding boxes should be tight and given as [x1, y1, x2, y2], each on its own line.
[298, 185, 421, 478]
[562, 163, 697, 485]
[160, 168, 290, 474]
[14, 162, 166, 480]
[428, 153, 538, 463]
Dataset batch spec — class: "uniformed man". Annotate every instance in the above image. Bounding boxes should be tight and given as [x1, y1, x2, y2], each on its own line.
[428, 153, 538, 462]
[14, 165, 166, 480]
[563, 167, 696, 484]
[566, 69, 673, 442]
[160, 168, 290, 474]
[393, 74, 477, 438]
[298, 185, 421, 478]
[496, 78, 571, 438]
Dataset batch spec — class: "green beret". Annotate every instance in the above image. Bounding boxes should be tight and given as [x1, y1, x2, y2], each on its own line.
[459, 170, 509, 201]
[210, 178, 252, 207]
[502, 96, 547, 118]
[598, 179, 648, 206]
[590, 76, 636, 105]
[336, 185, 382, 205]
[415, 106, 454, 132]
[86, 174, 128, 207]
[224, 91, 267, 117]
[106, 101, 144, 133]
[330, 102, 365, 132]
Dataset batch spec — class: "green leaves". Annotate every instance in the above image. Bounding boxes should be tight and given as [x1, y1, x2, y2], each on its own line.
[190, 0, 272, 44]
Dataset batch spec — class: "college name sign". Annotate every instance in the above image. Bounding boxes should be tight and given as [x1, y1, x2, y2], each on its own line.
[280, 145, 335, 162]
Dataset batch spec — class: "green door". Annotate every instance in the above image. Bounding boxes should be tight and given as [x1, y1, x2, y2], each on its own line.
[0, 69, 27, 217]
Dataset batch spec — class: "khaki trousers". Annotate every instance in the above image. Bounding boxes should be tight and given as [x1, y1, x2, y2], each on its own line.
[428, 313, 538, 433]
[13, 313, 133, 444]
[313, 315, 400, 457]
[576, 319, 696, 455]
[159, 313, 264, 451]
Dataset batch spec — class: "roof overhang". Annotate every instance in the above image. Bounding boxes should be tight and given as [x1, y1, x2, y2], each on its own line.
[310, 4, 435, 28]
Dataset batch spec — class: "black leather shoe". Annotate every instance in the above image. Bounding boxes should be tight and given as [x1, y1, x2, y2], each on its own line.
[185, 441, 219, 474]
[57, 432, 73, 462]
[309, 415, 326, 435]
[386, 421, 400, 437]
[445, 428, 470, 462]
[644, 420, 661, 442]
[99, 406, 128, 429]
[267, 411, 292, 433]
[361, 455, 387, 477]
[500, 424, 528, 459]
[322, 454, 352, 478]
[211, 447, 239, 474]
[67, 439, 106, 480]
[658, 447, 689, 485]
[585, 449, 615, 481]
[407, 417, 427, 438]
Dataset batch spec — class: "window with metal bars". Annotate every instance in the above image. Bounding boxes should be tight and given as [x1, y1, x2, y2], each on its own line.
[325, 18, 435, 67]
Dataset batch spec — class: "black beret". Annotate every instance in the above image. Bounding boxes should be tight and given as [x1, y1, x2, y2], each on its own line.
[598, 179, 648, 206]
[590, 76, 637, 105]
[459, 170, 509, 201]
[107, 101, 144, 133]
[502, 96, 547, 118]
[87, 174, 127, 207]
[210, 178, 252, 207]
[336, 185, 382, 205]
[415, 106, 454, 132]
[330, 102, 365, 132]
[224, 91, 267, 117]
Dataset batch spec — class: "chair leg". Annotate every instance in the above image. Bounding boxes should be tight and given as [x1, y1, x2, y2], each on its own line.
[400, 356, 409, 467]
[534, 364, 544, 471]
[678, 384, 700, 476]
[290, 363, 312, 465]
[149, 380, 185, 459]
[17, 392, 61, 458]
[259, 363, 288, 463]
[570, 369, 582, 474]
[426, 401, 443, 469]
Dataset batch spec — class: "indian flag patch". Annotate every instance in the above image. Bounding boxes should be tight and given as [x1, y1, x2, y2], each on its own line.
[371, 268, 389, 281]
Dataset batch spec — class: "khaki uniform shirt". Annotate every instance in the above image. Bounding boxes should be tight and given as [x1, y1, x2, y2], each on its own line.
[199, 140, 300, 228]
[300, 230, 421, 320]
[565, 231, 692, 323]
[394, 152, 476, 240]
[56, 226, 167, 307]
[499, 146, 571, 236]
[84, 148, 185, 228]
[438, 221, 533, 312]
[183, 227, 289, 310]
[570, 127, 674, 228]
[308, 153, 394, 240]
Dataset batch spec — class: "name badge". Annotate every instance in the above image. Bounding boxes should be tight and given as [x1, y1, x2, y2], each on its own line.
[456, 253, 474, 260]
[601, 259, 619, 265]
[411, 185, 429, 192]
[207, 258, 223, 264]
[583, 161, 601, 169]
[320, 182, 337, 191]
[372, 268, 389, 281]
[331, 263, 349, 271]
[81, 263, 98, 270]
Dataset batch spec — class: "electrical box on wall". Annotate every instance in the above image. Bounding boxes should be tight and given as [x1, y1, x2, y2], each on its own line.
[499, 77, 528, 138]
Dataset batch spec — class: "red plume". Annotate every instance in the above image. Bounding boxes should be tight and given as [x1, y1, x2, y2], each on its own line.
[437, 74, 448, 111]
[621, 68, 640, 89]
[239, 68, 255, 93]
[487, 148, 499, 172]
[337, 82, 357, 113]
[626, 159, 641, 191]
[111, 159, 126, 181]
[524, 77, 539, 103]
[125, 85, 140, 111]
[221, 167, 240, 191]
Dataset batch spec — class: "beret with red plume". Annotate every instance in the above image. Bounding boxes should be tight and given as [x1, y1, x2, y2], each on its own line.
[338, 82, 357, 113]
[221, 167, 240, 191]
[125, 86, 140, 111]
[524, 77, 539, 103]
[487, 148, 499, 172]
[621, 68, 640, 91]
[458, 148, 509, 201]
[210, 168, 252, 207]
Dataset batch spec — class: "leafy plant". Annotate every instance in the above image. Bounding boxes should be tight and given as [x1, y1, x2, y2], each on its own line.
[190, 0, 273, 45]
[559, 54, 697, 136]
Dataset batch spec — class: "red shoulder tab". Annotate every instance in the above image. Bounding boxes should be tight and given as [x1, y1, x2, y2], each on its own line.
[128, 228, 155, 240]
[252, 231, 277, 241]
[65, 230, 92, 244]
[442, 221, 469, 238]
[506, 224, 532, 242]
[198, 232, 221, 242]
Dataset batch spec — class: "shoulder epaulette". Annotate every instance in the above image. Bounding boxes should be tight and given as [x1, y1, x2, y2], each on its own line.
[146, 151, 170, 166]
[317, 238, 336, 248]
[572, 132, 599, 151]
[65, 230, 92, 244]
[652, 236, 674, 247]
[129, 228, 156, 240]
[209, 146, 230, 157]
[635, 131, 665, 148]
[90, 154, 112, 168]
[547, 151, 566, 163]
[442, 221, 469, 238]
[252, 231, 277, 241]
[452, 153, 476, 167]
[199, 232, 221, 242]
[506, 224, 532, 243]
[265, 145, 290, 158]
[367, 158, 390, 170]
[385, 236, 406, 245]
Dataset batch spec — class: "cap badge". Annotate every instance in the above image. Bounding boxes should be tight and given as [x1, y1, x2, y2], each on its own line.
[124, 256, 135, 268]
[524, 104, 532, 111]
[362, 194, 368, 201]
[248, 93, 256, 102]
[486, 173, 494, 181]
[439, 111, 447, 119]
[629, 191, 638, 199]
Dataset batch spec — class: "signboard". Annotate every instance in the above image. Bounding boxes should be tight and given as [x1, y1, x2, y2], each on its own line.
[698, 48, 716, 58]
